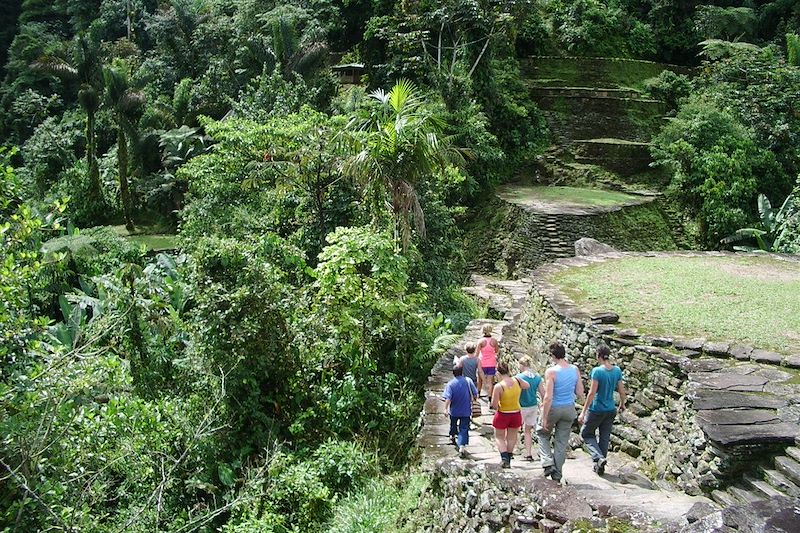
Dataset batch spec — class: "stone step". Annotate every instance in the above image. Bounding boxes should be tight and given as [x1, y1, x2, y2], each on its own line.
[785, 446, 800, 464]
[711, 489, 740, 507]
[761, 468, 800, 497]
[744, 473, 786, 499]
[774, 455, 800, 487]
[726, 485, 764, 504]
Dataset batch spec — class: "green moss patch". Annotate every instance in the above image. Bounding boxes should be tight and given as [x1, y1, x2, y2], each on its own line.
[551, 255, 800, 354]
[523, 57, 685, 90]
[111, 225, 179, 251]
[498, 185, 642, 208]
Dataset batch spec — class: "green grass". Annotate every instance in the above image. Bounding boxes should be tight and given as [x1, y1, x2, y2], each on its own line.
[551, 255, 800, 354]
[111, 225, 179, 251]
[499, 186, 641, 207]
[327, 473, 433, 533]
[524, 57, 677, 90]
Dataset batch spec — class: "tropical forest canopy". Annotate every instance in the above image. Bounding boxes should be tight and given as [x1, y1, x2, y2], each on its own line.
[1, 0, 799, 531]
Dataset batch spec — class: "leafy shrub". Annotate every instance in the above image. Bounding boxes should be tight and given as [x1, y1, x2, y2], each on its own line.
[21, 111, 83, 193]
[642, 70, 691, 110]
[311, 440, 377, 496]
[42, 225, 145, 278]
[268, 459, 333, 530]
[652, 98, 783, 246]
[327, 473, 432, 533]
[187, 234, 309, 452]
[546, 0, 656, 58]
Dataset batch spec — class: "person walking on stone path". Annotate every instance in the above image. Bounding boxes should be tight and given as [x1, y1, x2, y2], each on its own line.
[516, 356, 545, 462]
[491, 361, 530, 468]
[457, 342, 480, 386]
[579, 343, 626, 475]
[443, 364, 478, 458]
[476, 324, 500, 399]
[538, 341, 585, 482]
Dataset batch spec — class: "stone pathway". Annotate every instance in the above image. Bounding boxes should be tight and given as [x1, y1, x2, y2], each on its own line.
[420, 276, 718, 531]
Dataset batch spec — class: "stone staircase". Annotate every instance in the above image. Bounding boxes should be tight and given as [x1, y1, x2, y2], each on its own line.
[522, 56, 683, 193]
[714, 440, 800, 507]
[421, 276, 731, 532]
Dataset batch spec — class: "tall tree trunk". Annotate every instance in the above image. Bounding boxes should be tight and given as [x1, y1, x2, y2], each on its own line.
[117, 127, 135, 231]
[86, 109, 102, 205]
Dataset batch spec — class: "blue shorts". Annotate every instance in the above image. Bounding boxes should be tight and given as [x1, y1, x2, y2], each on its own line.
[482, 366, 496, 376]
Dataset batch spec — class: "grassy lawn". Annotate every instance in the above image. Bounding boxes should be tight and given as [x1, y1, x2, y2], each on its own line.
[499, 186, 641, 208]
[111, 225, 179, 251]
[525, 57, 673, 90]
[550, 255, 800, 354]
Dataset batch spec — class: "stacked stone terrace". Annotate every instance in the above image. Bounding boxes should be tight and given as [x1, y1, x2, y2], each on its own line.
[417, 269, 800, 531]
[522, 56, 689, 192]
[524, 251, 800, 511]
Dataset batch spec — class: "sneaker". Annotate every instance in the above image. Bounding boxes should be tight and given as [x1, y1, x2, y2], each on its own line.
[524, 455, 534, 462]
[597, 457, 607, 476]
[542, 465, 555, 478]
[449, 435, 457, 446]
[501, 459, 510, 469]
[459, 446, 467, 458]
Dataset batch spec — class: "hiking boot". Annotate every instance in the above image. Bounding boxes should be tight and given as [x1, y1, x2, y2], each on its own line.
[501, 459, 510, 469]
[597, 457, 607, 476]
[449, 435, 457, 446]
[543, 465, 555, 478]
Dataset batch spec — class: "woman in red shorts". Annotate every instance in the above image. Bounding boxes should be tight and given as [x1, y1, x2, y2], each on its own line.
[491, 361, 530, 468]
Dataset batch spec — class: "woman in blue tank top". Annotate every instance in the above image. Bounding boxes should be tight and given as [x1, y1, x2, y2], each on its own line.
[537, 341, 584, 482]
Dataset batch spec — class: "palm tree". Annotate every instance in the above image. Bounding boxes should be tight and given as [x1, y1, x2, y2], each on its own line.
[103, 64, 146, 231]
[346, 79, 462, 250]
[32, 35, 104, 211]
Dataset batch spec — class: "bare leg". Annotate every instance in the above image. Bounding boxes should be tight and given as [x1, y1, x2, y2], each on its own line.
[524, 425, 533, 457]
[483, 374, 493, 398]
[507, 428, 519, 458]
[494, 428, 507, 452]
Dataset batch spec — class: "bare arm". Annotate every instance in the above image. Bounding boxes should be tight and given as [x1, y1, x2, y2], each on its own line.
[444, 398, 451, 416]
[578, 379, 599, 424]
[575, 368, 585, 404]
[517, 376, 530, 390]
[490, 383, 501, 410]
[541, 369, 555, 430]
[617, 380, 627, 412]
[537, 381, 545, 403]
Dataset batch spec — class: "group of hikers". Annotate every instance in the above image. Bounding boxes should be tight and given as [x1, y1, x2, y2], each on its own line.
[443, 324, 626, 481]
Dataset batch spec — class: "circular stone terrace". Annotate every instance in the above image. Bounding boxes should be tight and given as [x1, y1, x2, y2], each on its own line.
[496, 184, 654, 215]
[538, 251, 800, 359]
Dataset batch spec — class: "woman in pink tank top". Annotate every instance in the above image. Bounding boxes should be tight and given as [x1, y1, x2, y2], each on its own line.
[476, 324, 500, 398]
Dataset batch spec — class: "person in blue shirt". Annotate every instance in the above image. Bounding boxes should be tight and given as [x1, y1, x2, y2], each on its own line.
[443, 364, 478, 458]
[516, 356, 544, 462]
[578, 343, 626, 475]
[538, 341, 585, 482]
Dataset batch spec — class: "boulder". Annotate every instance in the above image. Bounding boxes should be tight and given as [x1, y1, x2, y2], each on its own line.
[575, 238, 617, 256]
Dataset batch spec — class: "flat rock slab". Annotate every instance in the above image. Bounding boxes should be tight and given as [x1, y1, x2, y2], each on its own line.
[682, 359, 727, 373]
[702, 421, 799, 447]
[689, 372, 768, 392]
[682, 495, 800, 532]
[751, 349, 784, 365]
[696, 409, 781, 426]
[690, 390, 788, 411]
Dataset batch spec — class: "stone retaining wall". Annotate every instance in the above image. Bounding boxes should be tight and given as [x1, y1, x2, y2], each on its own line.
[464, 197, 678, 277]
[515, 252, 800, 494]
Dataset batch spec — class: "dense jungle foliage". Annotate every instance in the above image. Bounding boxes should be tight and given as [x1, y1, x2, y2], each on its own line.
[1, 0, 800, 531]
